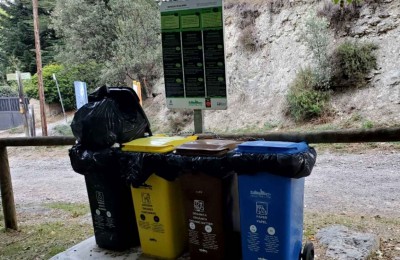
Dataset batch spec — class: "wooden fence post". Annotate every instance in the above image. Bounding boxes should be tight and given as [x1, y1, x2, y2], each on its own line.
[0, 146, 18, 230]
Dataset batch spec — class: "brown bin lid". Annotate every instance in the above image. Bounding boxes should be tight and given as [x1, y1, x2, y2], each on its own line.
[175, 139, 240, 157]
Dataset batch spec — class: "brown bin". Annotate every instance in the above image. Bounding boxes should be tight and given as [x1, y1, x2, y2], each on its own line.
[175, 140, 241, 260]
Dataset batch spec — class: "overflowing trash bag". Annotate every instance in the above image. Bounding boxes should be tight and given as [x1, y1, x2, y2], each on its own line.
[227, 142, 317, 178]
[71, 86, 152, 149]
[69, 144, 118, 175]
[165, 153, 232, 178]
[117, 151, 184, 187]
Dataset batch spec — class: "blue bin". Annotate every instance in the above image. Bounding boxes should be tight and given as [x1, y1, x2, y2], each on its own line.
[235, 141, 310, 260]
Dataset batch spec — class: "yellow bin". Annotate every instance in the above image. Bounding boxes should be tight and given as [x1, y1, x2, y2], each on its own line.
[122, 136, 197, 259]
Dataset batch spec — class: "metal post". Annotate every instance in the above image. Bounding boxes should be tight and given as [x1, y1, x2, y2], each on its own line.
[28, 105, 36, 137]
[52, 74, 67, 124]
[16, 71, 29, 137]
[0, 146, 18, 230]
[194, 109, 204, 134]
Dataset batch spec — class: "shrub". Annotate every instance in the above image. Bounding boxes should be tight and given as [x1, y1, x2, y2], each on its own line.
[290, 67, 318, 91]
[238, 8, 260, 29]
[25, 62, 101, 111]
[238, 6, 262, 52]
[287, 90, 330, 122]
[239, 26, 261, 52]
[267, 0, 292, 14]
[331, 41, 378, 89]
[25, 64, 76, 111]
[0, 85, 18, 97]
[318, 0, 382, 33]
[302, 14, 331, 90]
[286, 68, 330, 122]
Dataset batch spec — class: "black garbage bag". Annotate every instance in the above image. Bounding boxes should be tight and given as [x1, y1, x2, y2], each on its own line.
[227, 147, 317, 178]
[71, 99, 122, 149]
[165, 153, 233, 179]
[69, 144, 118, 175]
[118, 151, 189, 187]
[118, 152, 152, 188]
[71, 86, 152, 149]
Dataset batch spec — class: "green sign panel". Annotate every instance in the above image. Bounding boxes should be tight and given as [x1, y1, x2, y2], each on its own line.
[161, 0, 227, 110]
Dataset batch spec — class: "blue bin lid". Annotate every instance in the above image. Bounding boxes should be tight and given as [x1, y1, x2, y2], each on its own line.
[236, 141, 309, 155]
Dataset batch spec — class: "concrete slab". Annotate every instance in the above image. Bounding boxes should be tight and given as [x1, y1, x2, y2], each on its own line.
[50, 237, 142, 260]
[51, 237, 190, 260]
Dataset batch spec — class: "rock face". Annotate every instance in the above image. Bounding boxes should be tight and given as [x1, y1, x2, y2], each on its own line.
[145, 0, 400, 133]
[316, 225, 380, 260]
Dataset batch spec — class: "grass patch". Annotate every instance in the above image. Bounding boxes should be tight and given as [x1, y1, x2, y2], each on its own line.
[52, 124, 73, 136]
[314, 142, 400, 154]
[46, 202, 90, 218]
[362, 120, 374, 129]
[0, 221, 92, 259]
[9, 126, 24, 134]
[303, 211, 400, 241]
[263, 121, 280, 130]
[228, 124, 260, 134]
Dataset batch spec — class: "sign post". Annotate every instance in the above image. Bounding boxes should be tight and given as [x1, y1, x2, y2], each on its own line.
[133, 80, 143, 106]
[52, 74, 67, 124]
[6, 72, 32, 137]
[161, 0, 227, 133]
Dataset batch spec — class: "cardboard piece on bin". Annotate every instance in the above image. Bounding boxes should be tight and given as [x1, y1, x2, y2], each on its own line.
[175, 139, 240, 157]
[121, 136, 198, 153]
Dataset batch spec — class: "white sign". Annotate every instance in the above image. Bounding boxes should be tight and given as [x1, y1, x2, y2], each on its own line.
[6, 73, 31, 81]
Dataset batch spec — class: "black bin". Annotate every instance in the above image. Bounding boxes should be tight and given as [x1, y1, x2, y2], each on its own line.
[69, 86, 152, 250]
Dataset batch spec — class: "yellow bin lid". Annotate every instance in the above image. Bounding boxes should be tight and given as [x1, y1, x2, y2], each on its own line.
[121, 136, 198, 153]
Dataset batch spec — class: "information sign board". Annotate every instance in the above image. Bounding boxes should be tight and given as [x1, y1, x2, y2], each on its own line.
[161, 0, 227, 110]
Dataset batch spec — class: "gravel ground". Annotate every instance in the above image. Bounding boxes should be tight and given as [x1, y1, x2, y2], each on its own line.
[2, 145, 400, 258]
[305, 150, 400, 218]
[6, 146, 399, 218]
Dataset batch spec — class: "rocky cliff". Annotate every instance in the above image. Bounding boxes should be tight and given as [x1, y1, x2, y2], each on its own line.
[145, 0, 400, 133]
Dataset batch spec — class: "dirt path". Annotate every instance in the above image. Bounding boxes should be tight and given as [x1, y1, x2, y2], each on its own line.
[6, 146, 399, 216]
[305, 150, 400, 218]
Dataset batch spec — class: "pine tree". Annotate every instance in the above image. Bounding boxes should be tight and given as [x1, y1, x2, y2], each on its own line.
[52, 0, 161, 91]
[0, 0, 58, 75]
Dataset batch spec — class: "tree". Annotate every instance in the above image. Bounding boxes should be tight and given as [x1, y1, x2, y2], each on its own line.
[0, 0, 58, 75]
[51, 0, 161, 95]
[104, 0, 161, 97]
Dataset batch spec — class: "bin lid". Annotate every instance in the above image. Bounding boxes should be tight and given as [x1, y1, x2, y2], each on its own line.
[175, 139, 239, 156]
[121, 136, 198, 153]
[236, 141, 309, 155]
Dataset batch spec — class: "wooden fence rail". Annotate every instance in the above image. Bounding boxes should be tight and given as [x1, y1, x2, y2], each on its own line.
[1, 126, 400, 230]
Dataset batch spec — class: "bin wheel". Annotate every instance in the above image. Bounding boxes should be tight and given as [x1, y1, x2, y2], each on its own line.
[302, 242, 314, 260]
